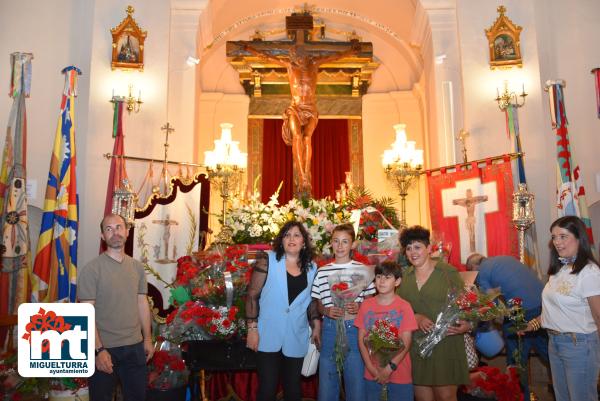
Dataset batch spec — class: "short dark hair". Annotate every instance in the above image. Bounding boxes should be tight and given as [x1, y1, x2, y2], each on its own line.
[549, 216, 598, 275]
[399, 225, 431, 248]
[375, 261, 402, 279]
[465, 253, 486, 271]
[272, 220, 315, 272]
[100, 213, 127, 232]
[331, 223, 356, 242]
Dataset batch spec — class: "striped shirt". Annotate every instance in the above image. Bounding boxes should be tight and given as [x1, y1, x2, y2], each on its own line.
[311, 260, 376, 308]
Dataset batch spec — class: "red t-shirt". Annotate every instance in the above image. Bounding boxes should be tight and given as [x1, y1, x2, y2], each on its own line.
[354, 295, 417, 384]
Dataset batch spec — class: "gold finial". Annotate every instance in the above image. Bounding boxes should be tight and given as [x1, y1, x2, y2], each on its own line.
[126, 5, 134, 15]
[497, 5, 506, 14]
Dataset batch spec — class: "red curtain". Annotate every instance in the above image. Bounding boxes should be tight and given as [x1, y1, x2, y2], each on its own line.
[261, 119, 294, 203]
[261, 119, 349, 203]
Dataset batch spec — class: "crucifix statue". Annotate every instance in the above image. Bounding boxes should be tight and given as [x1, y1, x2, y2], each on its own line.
[452, 189, 489, 252]
[228, 12, 369, 197]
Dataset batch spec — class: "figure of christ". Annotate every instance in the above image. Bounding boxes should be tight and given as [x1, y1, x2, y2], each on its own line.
[151, 214, 178, 261]
[244, 39, 361, 196]
[452, 189, 489, 252]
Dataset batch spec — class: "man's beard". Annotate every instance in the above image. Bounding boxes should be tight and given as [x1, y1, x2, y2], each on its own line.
[105, 235, 125, 249]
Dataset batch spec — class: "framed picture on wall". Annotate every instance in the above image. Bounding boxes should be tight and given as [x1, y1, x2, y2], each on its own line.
[111, 6, 147, 71]
[485, 5, 523, 69]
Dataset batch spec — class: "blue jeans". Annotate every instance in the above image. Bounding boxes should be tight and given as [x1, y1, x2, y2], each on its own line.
[318, 317, 366, 401]
[365, 379, 413, 401]
[502, 307, 549, 401]
[548, 331, 600, 401]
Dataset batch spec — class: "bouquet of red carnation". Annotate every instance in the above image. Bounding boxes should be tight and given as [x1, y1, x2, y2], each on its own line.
[506, 297, 528, 382]
[165, 301, 240, 342]
[365, 318, 405, 401]
[49, 378, 88, 399]
[167, 245, 251, 342]
[328, 266, 374, 377]
[148, 343, 189, 390]
[465, 366, 523, 401]
[456, 287, 507, 322]
[418, 288, 508, 358]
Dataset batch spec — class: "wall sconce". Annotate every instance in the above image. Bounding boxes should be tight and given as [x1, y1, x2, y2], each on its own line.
[381, 123, 424, 228]
[111, 84, 142, 114]
[495, 80, 527, 110]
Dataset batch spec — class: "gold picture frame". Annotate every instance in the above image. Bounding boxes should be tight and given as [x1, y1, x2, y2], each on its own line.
[111, 5, 147, 71]
[485, 6, 522, 70]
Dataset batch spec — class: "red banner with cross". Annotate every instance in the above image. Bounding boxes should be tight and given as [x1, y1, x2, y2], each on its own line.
[426, 157, 518, 268]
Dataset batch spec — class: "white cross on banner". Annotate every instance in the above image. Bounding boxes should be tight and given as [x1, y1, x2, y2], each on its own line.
[427, 159, 518, 268]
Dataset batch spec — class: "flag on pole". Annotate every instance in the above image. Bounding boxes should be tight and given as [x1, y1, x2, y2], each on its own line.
[545, 80, 594, 242]
[100, 100, 129, 252]
[592, 68, 600, 119]
[31, 66, 81, 303]
[504, 105, 542, 277]
[0, 52, 33, 318]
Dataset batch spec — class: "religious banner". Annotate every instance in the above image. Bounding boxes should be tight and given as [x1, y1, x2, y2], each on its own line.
[545, 80, 594, 242]
[100, 100, 128, 252]
[427, 158, 518, 268]
[31, 66, 81, 303]
[132, 182, 203, 310]
[505, 105, 542, 275]
[592, 68, 600, 119]
[0, 53, 33, 321]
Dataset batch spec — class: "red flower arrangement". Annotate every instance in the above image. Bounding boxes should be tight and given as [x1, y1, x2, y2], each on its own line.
[148, 347, 189, 390]
[466, 366, 523, 401]
[331, 282, 349, 292]
[166, 245, 251, 342]
[456, 288, 508, 322]
[365, 318, 405, 401]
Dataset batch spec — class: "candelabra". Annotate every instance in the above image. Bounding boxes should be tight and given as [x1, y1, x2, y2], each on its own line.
[381, 124, 424, 228]
[111, 84, 143, 114]
[204, 123, 247, 244]
[512, 183, 535, 264]
[495, 80, 527, 111]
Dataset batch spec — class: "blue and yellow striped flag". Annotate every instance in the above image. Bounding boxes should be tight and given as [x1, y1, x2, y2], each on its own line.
[31, 66, 81, 302]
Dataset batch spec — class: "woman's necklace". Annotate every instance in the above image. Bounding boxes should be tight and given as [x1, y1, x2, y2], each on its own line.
[415, 262, 434, 290]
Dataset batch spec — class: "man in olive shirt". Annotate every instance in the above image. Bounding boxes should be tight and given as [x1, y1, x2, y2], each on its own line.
[78, 214, 154, 401]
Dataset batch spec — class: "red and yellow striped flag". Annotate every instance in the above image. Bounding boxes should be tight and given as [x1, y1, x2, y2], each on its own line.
[31, 66, 81, 302]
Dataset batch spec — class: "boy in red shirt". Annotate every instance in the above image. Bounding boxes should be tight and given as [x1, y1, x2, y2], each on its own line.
[355, 261, 418, 401]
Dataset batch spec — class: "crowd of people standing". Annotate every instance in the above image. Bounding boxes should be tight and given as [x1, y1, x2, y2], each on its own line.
[245, 216, 600, 401]
[84, 212, 599, 401]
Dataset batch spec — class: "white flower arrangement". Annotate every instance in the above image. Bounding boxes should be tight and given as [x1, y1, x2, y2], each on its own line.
[224, 186, 286, 244]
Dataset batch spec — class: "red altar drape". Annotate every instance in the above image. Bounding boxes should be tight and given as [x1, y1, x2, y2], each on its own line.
[261, 119, 294, 203]
[261, 119, 350, 203]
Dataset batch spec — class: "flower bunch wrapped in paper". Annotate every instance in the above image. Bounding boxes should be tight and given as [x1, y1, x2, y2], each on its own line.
[165, 244, 251, 342]
[328, 266, 374, 374]
[417, 287, 507, 358]
[365, 318, 405, 401]
[148, 340, 189, 390]
[166, 301, 241, 341]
